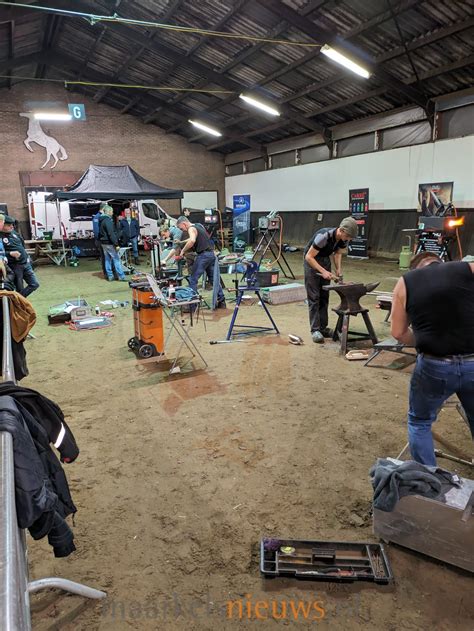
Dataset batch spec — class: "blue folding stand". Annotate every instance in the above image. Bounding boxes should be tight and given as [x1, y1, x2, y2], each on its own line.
[225, 261, 280, 340]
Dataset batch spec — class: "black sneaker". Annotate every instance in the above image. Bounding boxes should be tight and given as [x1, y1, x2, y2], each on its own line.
[216, 301, 227, 309]
[321, 327, 333, 338]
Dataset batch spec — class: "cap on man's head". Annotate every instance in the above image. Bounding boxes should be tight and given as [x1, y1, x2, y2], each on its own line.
[3, 215, 15, 225]
[177, 215, 189, 225]
[339, 217, 358, 239]
[100, 202, 113, 212]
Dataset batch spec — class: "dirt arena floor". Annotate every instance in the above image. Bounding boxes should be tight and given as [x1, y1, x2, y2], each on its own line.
[23, 253, 473, 630]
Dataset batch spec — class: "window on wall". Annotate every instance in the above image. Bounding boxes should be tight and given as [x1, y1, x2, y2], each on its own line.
[227, 163, 244, 176]
[381, 122, 431, 150]
[300, 144, 330, 164]
[440, 104, 474, 139]
[246, 157, 266, 173]
[337, 133, 374, 157]
[271, 150, 296, 169]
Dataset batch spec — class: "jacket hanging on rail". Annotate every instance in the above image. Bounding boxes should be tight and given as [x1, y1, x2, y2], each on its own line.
[0, 390, 79, 557]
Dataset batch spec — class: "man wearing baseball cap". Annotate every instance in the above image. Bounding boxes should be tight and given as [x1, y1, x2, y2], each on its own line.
[304, 217, 358, 343]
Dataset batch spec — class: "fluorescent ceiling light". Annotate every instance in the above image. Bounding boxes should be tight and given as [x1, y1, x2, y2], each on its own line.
[34, 112, 72, 121]
[320, 45, 370, 79]
[189, 119, 222, 137]
[239, 94, 280, 116]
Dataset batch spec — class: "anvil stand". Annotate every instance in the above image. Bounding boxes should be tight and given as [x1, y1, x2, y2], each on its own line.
[324, 282, 379, 355]
[224, 261, 280, 342]
[254, 227, 295, 279]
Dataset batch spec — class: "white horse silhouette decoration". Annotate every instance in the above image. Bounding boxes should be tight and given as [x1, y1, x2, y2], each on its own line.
[19, 113, 68, 169]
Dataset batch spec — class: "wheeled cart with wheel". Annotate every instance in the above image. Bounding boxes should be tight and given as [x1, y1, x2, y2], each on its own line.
[129, 283, 164, 359]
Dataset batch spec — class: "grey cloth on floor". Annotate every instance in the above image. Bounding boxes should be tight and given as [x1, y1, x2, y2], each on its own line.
[369, 458, 461, 512]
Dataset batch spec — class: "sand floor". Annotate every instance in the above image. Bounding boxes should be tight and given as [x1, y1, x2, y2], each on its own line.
[20, 253, 473, 630]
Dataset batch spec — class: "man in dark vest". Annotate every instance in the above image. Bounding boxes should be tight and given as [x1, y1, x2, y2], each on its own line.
[1, 215, 40, 297]
[176, 216, 226, 308]
[304, 217, 358, 343]
[391, 252, 474, 465]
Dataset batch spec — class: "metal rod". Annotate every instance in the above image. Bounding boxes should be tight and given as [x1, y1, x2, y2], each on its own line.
[0, 432, 31, 631]
[2, 296, 16, 384]
[28, 578, 106, 599]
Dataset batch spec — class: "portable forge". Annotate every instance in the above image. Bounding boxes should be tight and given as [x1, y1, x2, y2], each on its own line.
[129, 283, 165, 359]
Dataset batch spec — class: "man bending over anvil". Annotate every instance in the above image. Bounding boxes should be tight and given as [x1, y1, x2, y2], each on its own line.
[304, 217, 358, 343]
[391, 252, 474, 466]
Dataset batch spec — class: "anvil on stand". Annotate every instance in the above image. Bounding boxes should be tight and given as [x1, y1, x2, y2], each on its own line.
[323, 281, 379, 355]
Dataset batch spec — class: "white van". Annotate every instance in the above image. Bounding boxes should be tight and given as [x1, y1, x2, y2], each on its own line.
[27, 192, 176, 239]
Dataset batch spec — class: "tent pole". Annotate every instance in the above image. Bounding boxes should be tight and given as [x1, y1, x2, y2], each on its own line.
[56, 200, 67, 267]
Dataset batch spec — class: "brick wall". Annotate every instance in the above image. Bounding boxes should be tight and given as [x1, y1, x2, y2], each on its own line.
[0, 82, 225, 225]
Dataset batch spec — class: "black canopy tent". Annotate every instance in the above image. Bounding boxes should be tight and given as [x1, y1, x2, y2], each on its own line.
[45, 165, 183, 266]
[46, 165, 183, 201]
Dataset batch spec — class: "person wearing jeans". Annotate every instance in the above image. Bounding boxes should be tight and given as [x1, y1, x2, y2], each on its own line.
[0, 215, 39, 297]
[119, 206, 140, 265]
[98, 205, 126, 282]
[408, 354, 474, 465]
[391, 252, 474, 466]
[175, 216, 225, 309]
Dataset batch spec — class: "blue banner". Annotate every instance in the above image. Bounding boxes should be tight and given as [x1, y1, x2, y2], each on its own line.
[233, 194, 251, 250]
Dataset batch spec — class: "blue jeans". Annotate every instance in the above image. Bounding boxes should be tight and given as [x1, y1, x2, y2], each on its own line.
[12, 262, 39, 298]
[408, 354, 474, 466]
[130, 236, 139, 259]
[102, 244, 125, 280]
[189, 251, 224, 303]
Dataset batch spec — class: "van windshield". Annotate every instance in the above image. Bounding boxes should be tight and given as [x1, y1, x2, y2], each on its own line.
[142, 202, 160, 221]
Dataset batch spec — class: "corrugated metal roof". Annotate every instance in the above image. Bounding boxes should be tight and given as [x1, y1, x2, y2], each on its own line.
[0, 0, 472, 152]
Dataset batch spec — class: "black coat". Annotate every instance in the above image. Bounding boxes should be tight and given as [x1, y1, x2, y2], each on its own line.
[0, 385, 79, 557]
[99, 214, 119, 246]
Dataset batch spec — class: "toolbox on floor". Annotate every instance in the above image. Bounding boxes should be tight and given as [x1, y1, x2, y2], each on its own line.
[128, 283, 164, 359]
[260, 537, 393, 583]
[261, 282, 307, 305]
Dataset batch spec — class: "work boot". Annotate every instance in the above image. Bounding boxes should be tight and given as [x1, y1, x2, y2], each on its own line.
[321, 327, 333, 338]
[216, 300, 227, 309]
[134, 257, 140, 265]
[312, 331, 324, 344]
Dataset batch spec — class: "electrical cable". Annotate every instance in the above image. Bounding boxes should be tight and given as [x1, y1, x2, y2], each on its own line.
[0, 74, 233, 94]
[267, 215, 284, 267]
[1, 2, 323, 48]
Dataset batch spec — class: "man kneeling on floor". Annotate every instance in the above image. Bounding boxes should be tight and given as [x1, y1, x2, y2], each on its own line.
[176, 216, 226, 309]
[99, 204, 127, 282]
[391, 252, 474, 466]
[304, 217, 357, 343]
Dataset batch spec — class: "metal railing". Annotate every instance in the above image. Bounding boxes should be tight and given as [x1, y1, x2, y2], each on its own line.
[0, 295, 106, 630]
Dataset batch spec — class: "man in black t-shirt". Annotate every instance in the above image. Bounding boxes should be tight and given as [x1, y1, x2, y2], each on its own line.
[391, 252, 474, 466]
[176, 216, 225, 308]
[304, 217, 358, 343]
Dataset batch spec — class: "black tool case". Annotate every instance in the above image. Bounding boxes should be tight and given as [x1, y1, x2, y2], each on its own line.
[260, 538, 393, 583]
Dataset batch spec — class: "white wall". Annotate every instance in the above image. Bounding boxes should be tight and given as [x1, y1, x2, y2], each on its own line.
[225, 136, 474, 212]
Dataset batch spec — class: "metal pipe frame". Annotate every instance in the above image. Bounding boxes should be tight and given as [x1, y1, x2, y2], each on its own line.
[0, 296, 106, 630]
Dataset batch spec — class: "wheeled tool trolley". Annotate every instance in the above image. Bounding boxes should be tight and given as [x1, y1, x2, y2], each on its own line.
[128, 282, 164, 358]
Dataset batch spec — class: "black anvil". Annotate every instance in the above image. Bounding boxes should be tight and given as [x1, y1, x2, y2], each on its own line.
[323, 281, 380, 314]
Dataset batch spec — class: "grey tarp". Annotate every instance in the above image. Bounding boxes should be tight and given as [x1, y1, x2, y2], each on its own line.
[46, 165, 183, 201]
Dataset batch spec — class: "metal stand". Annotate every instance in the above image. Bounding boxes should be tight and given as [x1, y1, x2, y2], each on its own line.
[225, 287, 280, 341]
[145, 274, 208, 373]
[0, 294, 106, 631]
[254, 228, 295, 279]
[332, 310, 378, 355]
